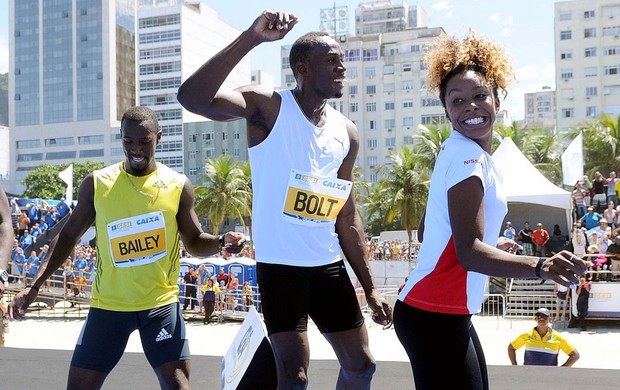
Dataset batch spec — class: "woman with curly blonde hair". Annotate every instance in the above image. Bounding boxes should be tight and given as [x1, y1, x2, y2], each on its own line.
[393, 31, 589, 389]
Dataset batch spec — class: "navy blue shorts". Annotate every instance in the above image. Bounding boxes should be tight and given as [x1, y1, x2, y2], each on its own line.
[257, 260, 364, 335]
[71, 302, 190, 373]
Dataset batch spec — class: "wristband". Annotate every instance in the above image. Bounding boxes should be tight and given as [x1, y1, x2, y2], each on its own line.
[535, 257, 545, 283]
[26, 284, 40, 292]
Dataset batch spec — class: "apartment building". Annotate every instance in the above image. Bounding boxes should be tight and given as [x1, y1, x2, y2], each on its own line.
[524, 86, 556, 131]
[555, 0, 620, 134]
[137, 0, 250, 184]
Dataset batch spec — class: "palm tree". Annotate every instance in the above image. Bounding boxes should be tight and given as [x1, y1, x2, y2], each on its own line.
[237, 160, 254, 258]
[194, 155, 251, 234]
[378, 146, 430, 259]
[412, 123, 452, 174]
[569, 114, 620, 176]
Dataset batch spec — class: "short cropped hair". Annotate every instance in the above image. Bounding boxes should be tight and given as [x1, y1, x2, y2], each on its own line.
[424, 30, 515, 106]
[121, 106, 159, 132]
[289, 31, 330, 78]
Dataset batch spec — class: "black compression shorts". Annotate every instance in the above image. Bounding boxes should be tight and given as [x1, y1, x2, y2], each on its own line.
[257, 260, 364, 335]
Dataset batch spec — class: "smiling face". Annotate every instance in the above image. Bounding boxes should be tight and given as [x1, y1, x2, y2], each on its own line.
[443, 69, 499, 151]
[121, 118, 161, 176]
[303, 37, 346, 99]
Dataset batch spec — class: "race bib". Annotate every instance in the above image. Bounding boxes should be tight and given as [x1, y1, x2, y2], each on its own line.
[282, 169, 352, 226]
[107, 211, 167, 268]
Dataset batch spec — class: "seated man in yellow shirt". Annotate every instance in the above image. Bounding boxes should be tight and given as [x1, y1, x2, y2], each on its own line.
[508, 308, 580, 367]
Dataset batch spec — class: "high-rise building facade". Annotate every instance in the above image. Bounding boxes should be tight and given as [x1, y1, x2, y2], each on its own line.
[555, 0, 620, 134]
[137, 0, 250, 183]
[9, 0, 137, 194]
[355, 1, 427, 35]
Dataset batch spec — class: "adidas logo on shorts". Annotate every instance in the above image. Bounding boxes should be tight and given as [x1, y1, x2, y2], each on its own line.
[155, 328, 172, 342]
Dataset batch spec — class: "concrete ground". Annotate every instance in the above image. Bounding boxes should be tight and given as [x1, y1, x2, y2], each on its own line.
[1, 305, 619, 389]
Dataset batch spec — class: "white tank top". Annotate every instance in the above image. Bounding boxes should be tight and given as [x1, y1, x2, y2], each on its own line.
[248, 90, 351, 266]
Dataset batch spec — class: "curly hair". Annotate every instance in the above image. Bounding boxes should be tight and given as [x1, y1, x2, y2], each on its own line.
[424, 30, 515, 105]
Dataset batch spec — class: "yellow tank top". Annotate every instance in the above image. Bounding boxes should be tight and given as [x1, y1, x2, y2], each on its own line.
[92, 162, 186, 311]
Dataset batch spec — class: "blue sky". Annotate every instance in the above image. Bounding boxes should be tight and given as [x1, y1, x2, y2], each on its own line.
[0, 0, 561, 120]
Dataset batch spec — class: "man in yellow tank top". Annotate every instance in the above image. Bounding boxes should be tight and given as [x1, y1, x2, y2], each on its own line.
[9, 106, 245, 389]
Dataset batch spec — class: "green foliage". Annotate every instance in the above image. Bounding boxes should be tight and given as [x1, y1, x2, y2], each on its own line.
[21, 161, 104, 199]
[568, 114, 620, 178]
[194, 155, 251, 234]
[377, 145, 430, 245]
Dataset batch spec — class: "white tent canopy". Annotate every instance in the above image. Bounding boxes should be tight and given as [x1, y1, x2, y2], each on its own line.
[492, 137, 572, 236]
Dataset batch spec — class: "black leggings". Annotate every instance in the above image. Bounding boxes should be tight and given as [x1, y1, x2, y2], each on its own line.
[393, 301, 488, 390]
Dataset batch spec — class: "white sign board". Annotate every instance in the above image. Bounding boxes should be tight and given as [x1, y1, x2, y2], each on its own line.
[221, 306, 270, 389]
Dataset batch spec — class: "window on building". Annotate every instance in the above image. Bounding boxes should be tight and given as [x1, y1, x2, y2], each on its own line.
[603, 26, 620, 37]
[285, 74, 295, 83]
[384, 83, 395, 93]
[78, 135, 104, 145]
[79, 149, 104, 158]
[584, 28, 596, 38]
[363, 49, 378, 61]
[348, 67, 358, 78]
[403, 100, 413, 108]
[559, 12, 572, 21]
[367, 156, 377, 168]
[368, 120, 377, 130]
[585, 47, 597, 57]
[385, 102, 395, 110]
[384, 65, 394, 74]
[345, 49, 360, 62]
[403, 117, 415, 126]
[586, 106, 598, 117]
[560, 30, 572, 40]
[585, 66, 597, 77]
[367, 85, 377, 94]
[402, 81, 413, 90]
[367, 139, 377, 148]
[402, 63, 412, 72]
[350, 103, 358, 112]
[366, 102, 377, 112]
[605, 65, 620, 75]
[403, 135, 414, 145]
[560, 70, 574, 79]
[385, 137, 396, 147]
[586, 86, 598, 97]
[421, 114, 446, 125]
[560, 50, 572, 60]
[349, 85, 358, 95]
[385, 119, 395, 128]
[365, 67, 376, 78]
[189, 151, 197, 160]
[562, 108, 574, 118]
[584, 10, 595, 19]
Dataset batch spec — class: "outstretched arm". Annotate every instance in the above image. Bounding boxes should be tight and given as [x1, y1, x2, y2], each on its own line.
[177, 179, 244, 256]
[177, 11, 298, 121]
[336, 121, 392, 327]
[9, 175, 96, 318]
[448, 176, 589, 286]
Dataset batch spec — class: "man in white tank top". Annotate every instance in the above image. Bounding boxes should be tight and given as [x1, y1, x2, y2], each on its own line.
[178, 11, 392, 390]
